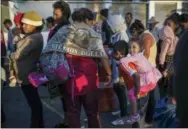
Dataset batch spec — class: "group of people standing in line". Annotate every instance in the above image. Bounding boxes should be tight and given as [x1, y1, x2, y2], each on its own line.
[1, 0, 188, 128]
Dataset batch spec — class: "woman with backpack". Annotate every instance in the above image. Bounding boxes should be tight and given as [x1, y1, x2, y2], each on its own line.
[66, 8, 111, 128]
[42, 8, 111, 128]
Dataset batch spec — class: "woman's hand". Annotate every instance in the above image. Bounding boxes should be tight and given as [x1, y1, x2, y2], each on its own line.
[100, 57, 112, 87]
[104, 75, 112, 87]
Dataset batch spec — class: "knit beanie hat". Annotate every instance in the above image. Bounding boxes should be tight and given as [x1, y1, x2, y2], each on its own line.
[21, 11, 43, 26]
[14, 12, 24, 24]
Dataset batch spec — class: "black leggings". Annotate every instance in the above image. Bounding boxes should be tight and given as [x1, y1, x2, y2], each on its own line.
[113, 83, 128, 116]
[21, 84, 44, 128]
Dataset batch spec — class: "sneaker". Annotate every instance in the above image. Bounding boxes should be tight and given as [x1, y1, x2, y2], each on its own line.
[111, 110, 120, 116]
[125, 114, 140, 124]
[144, 123, 153, 128]
[111, 118, 125, 126]
[111, 116, 128, 126]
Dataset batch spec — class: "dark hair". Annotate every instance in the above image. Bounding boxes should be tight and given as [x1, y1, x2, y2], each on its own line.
[100, 8, 109, 18]
[114, 40, 129, 56]
[46, 16, 55, 25]
[164, 17, 169, 26]
[72, 10, 80, 22]
[35, 19, 44, 32]
[180, 13, 188, 23]
[169, 12, 180, 25]
[126, 12, 133, 18]
[36, 25, 44, 32]
[72, 8, 94, 22]
[53, 0, 71, 20]
[130, 19, 145, 34]
[164, 15, 180, 26]
[3, 19, 12, 25]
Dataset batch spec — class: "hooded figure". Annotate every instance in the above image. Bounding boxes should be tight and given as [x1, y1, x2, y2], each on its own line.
[107, 12, 129, 45]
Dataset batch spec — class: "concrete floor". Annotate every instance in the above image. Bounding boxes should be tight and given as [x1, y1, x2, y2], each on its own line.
[1, 85, 147, 128]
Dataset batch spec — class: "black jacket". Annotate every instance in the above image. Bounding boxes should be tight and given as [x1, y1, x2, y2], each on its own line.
[174, 30, 188, 127]
[101, 20, 113, 46]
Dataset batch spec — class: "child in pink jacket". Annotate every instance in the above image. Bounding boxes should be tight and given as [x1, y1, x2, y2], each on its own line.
[112, 40, 161, 125]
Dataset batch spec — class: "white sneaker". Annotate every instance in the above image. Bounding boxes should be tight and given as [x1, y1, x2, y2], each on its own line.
[111, 110, 120, 116]
[111, 116, 130, 126]
[111, 118, 125, 126]
[125, 114, 140, 124]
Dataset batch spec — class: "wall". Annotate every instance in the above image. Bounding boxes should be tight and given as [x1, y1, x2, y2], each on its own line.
[13, 1, 147, 25]
[1, 4, 10, 31]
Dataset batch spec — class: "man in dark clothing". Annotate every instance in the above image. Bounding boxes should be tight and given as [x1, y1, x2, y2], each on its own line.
[100, 8, 114, 46]
[179, 13, 188, 35]
[48, 0, 71, 128]
[125, 12, 133, 39]
[174, 30, 188, 127]
[48, 0, 71, 41]
[3, 19, 14, 52]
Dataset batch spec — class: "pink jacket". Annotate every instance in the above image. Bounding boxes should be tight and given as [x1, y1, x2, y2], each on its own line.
[120, 53, 162, 87]
[159, 26, 178, 65]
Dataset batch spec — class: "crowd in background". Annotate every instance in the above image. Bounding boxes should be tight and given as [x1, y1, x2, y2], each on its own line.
[1, 0, 188, 128]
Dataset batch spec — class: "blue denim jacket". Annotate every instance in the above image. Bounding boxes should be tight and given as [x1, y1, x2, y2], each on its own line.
[7, 28, 14, 52]
[111, 58, 119, 84]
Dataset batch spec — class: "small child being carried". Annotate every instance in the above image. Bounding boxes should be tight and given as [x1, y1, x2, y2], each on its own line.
[113, 40, 162, 124]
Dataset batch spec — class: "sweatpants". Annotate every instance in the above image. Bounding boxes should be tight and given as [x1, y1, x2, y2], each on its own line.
[63, 89, 101, 128]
